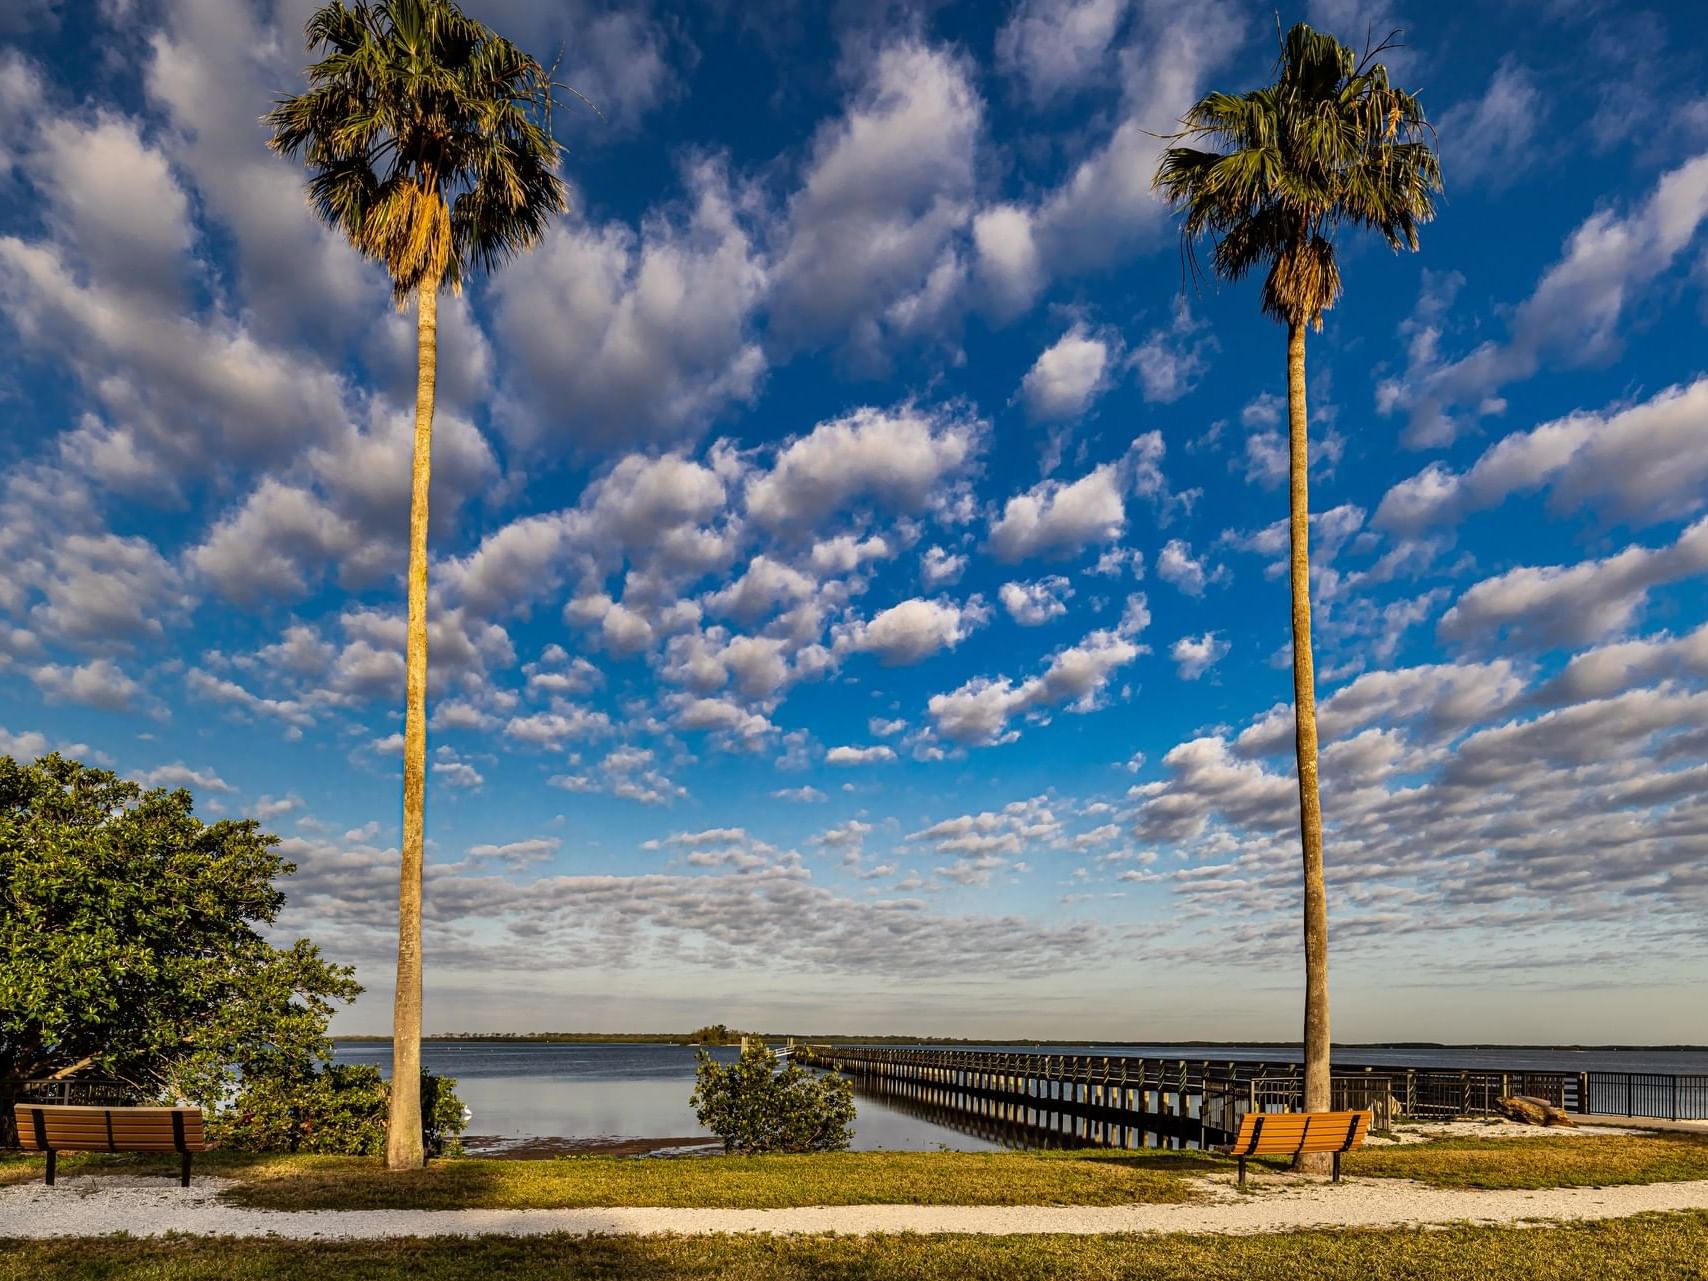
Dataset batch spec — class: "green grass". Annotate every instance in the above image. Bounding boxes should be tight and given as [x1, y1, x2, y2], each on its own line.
[4, 1215, 1708, 1280]
[9, 1131, 1707, 1210]
[1345, 1133, 1708, 1189]
[0, 1148, 1215, 1210]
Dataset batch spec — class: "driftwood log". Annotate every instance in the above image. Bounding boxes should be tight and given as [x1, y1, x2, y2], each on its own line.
[1496, 1095, 1576, 1126]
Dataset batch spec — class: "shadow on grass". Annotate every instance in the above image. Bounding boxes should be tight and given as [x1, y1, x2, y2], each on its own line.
[8, 1214, 1708, 1281]
[1063, 1150, 1228, 1175]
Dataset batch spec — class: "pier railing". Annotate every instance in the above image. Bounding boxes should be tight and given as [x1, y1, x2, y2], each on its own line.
[792, 1046, 1708, 1149]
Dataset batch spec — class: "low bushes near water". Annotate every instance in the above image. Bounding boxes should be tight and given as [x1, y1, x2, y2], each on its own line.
[4, 1213, 1708, 1280]
[214, 1064, 466, 1157]
[690, 1042, 855, 1154]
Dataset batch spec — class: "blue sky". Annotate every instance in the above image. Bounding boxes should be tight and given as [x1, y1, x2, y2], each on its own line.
[3, 0, 1707, 1043]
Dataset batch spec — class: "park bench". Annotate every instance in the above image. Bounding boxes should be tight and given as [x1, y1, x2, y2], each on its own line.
[1222, 1108, 1371, 1185]
[13, 1103, 208, 1187]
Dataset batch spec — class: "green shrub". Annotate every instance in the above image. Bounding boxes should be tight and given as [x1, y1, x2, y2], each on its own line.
[690, 1043, 855, 1154]
[216, 1064, 465, 1156]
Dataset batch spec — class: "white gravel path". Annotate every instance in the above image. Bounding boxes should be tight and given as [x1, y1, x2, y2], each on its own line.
[5, 1173, 1708, 1240]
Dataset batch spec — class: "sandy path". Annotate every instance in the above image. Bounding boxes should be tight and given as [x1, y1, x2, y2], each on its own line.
[4, 1173, 1708, 1240]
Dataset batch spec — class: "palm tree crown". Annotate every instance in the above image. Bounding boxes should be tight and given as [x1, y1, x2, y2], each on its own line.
[264, 0, 567, 301]
[1153, 23, 1441, 330]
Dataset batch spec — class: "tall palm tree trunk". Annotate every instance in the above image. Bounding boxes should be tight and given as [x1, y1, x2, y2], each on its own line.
[1288, 320, 1332, 1166]
[385, 272, 439, 1171]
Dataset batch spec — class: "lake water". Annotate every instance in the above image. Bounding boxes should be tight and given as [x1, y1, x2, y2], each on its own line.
[334, 1040, 1708, 1153]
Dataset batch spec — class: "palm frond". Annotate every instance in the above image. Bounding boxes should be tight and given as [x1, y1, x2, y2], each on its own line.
[1151, 20, 1442, 329]
[266, 0, 571, 297]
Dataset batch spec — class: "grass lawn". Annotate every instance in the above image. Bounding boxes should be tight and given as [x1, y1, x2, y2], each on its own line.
[0, 1148, 1215, 1209]
[1344, 1133, 1708, 1189]
[4, 1214, 1708, 1280]
[6, 1132, 1707, 1209]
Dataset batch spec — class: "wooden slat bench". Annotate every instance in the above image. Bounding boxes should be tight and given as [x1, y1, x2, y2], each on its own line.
[13, 1104, 208, 1187]
[1222, 1108, 1371, 1185]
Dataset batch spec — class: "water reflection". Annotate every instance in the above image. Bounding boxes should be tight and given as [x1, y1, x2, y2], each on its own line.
[845, 1080, 1197, 1152]
[335, 1041, 1012, 1152]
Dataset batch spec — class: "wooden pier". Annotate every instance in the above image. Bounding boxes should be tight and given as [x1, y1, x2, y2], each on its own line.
[792, 1046, 1317, 1147]
[791, 1046, 1708, 1148]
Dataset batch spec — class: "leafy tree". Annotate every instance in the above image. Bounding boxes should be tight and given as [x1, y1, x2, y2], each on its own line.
[690, 1043, 856, 1154]
[687, 1024, 735, 1045]
[0, 754, 361, 1149]
[1153, 23, 1440, 1158]
[265, 0, 569, 1169]
[217, 1062, 466, 1156]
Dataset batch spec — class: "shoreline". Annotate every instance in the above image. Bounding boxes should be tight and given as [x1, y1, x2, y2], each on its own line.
[461, 1135, 723, 1159]
[334, 1035, 1708, 1052]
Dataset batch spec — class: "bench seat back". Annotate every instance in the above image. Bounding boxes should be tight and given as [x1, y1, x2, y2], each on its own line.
[14, 1104, 208, 1154]
[1229, 1109, 1370, 1156]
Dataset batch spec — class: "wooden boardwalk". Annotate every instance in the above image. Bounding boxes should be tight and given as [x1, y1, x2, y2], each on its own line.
[792, 1045, 1708, 1148]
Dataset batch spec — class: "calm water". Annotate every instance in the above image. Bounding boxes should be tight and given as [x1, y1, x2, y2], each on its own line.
[335, 1040, 1708, 1152]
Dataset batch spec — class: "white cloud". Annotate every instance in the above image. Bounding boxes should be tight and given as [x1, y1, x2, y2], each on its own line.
[1438, 517, 1708, 652]
[1235, 659, 1529, 758]
[1018, 323, 1115, 420]
[768, 40, 981, 359]
[999, 577, 1073, 625]
[1534, 623, 1708, 706]
[971, 0, 1245, 313]
[1379, 150, 1708, 446]
[995, 0, 1127, 103]
[432, 759, 484, 788]
[920, 545, 968, 587]
[1376, 379, 1708, 535]
[1171, 631, 1229, 680]
[671, 695, 776, 744]
[825, 744, 898, 765]
[549, 745, 685, 806]
[1129, 298, 1212, 403]
[988, 462, 1125, 561]
[837, 596, 989, 665]
[29, 532, 186, 646]
[771, 785, 828, 802]
[32, 657, 143, 712]
[190, 481, 366, 605]
[927, 626, 1143, 745]
[504, 708, 613, 749]
[1156, 538, 1211, 596]
[494, 158, 768, 447]
[136, 763, 232, 792]
[1436, 59, 1547, 191]
[30, 111, 194, 303]
[746, 404, 983, 531]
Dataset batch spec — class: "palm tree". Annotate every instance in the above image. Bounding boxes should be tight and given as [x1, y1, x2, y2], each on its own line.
[266, 0, 567, 1170]
[1153, 23, 1440, 1157]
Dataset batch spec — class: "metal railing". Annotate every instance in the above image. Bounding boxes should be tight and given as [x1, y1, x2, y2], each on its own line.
[797, 1047, 1708, 1122]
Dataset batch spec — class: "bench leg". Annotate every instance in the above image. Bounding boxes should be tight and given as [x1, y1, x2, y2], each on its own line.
[181, 1154, 192, 1188]
[45, 1152, 56, 1187]
[1333, 1151, 1341, 1183]
[1238, 1156, 1247, 1187]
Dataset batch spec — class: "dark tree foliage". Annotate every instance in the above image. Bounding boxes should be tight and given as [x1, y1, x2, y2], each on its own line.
[217, 1063, 466, 1156]
[0, 754, 361, 1147]
[691, 1043, 856, 1155]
